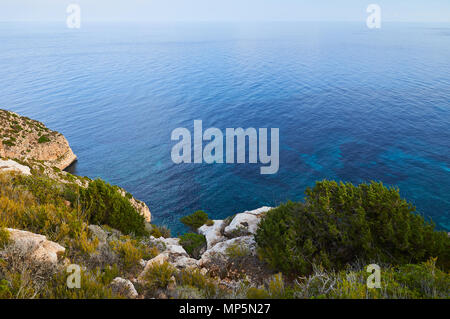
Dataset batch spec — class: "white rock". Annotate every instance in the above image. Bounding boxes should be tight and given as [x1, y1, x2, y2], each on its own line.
[244, 206, 273, 216]
[138, 253, 169, 282]
[0, 159, 31, 176]
[5, 228, 65, 264]
[223, 207, 272, 238]
[165, 244, 188, 256]
[198, 220, 226, 249]
[110, 277, 138, 299]
[199, 236, 256, 267]
[171, 255, 198, 269]
[152, 236, 181, 246]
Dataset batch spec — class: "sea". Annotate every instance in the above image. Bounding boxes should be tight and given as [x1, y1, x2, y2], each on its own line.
[0, 21, 449, 234]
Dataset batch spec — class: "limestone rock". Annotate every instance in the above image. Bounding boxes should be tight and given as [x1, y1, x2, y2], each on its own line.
[0, 159, 31, 176]
[199, 236, 256, 267]
[110, 277, 138, 299]
[0, 109, 77, 170]
[88, 225, 108, 243]
[223, 206, 272, 238]
[198, 220, 226, 249]
[5, 228, 65, 264]
[138, 253, 169, 282]
[118, 188, 151, 222]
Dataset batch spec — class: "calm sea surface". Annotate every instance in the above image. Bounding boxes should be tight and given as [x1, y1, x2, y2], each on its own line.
[0, 22, 449, 233]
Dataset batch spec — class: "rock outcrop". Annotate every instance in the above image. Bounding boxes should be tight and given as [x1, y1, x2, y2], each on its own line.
[110, 277, 139, 299]
[0, 159, 31, 176]
[223, 206, 272, 238]
[3, 228, 65, 264]
[0, 109, 77, 170]
[198, 220, 226, 249]
[198, 236, 256, 267]
[0, 109, 151, 223]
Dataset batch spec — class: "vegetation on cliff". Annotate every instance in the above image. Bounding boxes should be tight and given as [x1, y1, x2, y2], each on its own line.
[255, 180, 449, 276]
[0, 169, 447, 299]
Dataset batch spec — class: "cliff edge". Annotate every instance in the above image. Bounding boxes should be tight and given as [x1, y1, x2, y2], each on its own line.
[0, 109, 151, 222]
[0, 109, 77, 170]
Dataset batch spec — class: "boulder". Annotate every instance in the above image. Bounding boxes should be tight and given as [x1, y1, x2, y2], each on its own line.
[170, 255, 199, 269]
[138, 253, 169, 282]
[88, 225, 108, 243]
[4, 228, 65, 264]
[199, 236, 256, 267]
[0, 159, 31, 176]
[223, 207, 272, 238]
[110, 277, 138, 299]
[198, 220, 226, 249]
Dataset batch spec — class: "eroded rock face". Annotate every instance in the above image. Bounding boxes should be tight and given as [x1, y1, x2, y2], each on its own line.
[0, 109, 77, 170]
[0, 159, 31, 176]
[4, 228, 65, 264]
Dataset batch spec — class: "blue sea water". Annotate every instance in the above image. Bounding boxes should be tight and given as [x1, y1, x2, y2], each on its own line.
[0, 21, 449, 234]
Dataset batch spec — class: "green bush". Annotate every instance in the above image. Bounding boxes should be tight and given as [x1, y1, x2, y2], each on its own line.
[150, 224, 171, 238]
[37, 135, 50, 143]
[0, 279, 12, 299]
[0, 227, 10, 248]
[79, 179, 147, 236]
[44, 269, 116, 299]
[256, 180, 450, 275]
[180, 210, 209, 231]
[179, 233, 206, 259]
[143, 261, 176, 290]
[175, 268, 221, 298]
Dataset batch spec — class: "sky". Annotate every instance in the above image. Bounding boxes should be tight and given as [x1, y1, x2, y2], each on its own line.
[1, 0, 449, 23]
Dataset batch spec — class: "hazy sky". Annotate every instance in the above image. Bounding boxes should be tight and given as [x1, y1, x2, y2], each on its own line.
[1, 0, 449, 22]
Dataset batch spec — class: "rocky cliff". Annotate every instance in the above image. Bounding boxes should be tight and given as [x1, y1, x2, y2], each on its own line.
[0, 109, 151, 222]
[0, 110, 77, 170]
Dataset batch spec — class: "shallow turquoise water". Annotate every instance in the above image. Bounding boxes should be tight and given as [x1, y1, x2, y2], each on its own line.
[0, 22, 449, 233]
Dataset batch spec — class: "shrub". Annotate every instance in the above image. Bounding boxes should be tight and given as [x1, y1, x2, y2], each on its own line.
[205, 219, 214, 226]
[37, 135, 50, 143]
[180, 210, 209, 231]
[2, 140, 15, 147]
[246, 273, 292, 299]
[393, 258, 450, 299]
[0, 279, 12, 299]
[179, 233, 206, 259]
[110, 240, 144, 272]
[0, 227, 10, 248]
[255, 180, 450, 275]
[143, 261, 176, 291]
[44, 269, 116, 299]
[225, 243, 251, 260]
[0, 242, 59, 298]
[150, 225, 171, 238]
[175, 268, 221, 298]
[79, 179, 147, 236]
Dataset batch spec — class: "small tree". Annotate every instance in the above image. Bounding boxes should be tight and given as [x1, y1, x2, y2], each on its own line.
[179, 233, 207, 259]
[180, 210, 209, 231]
